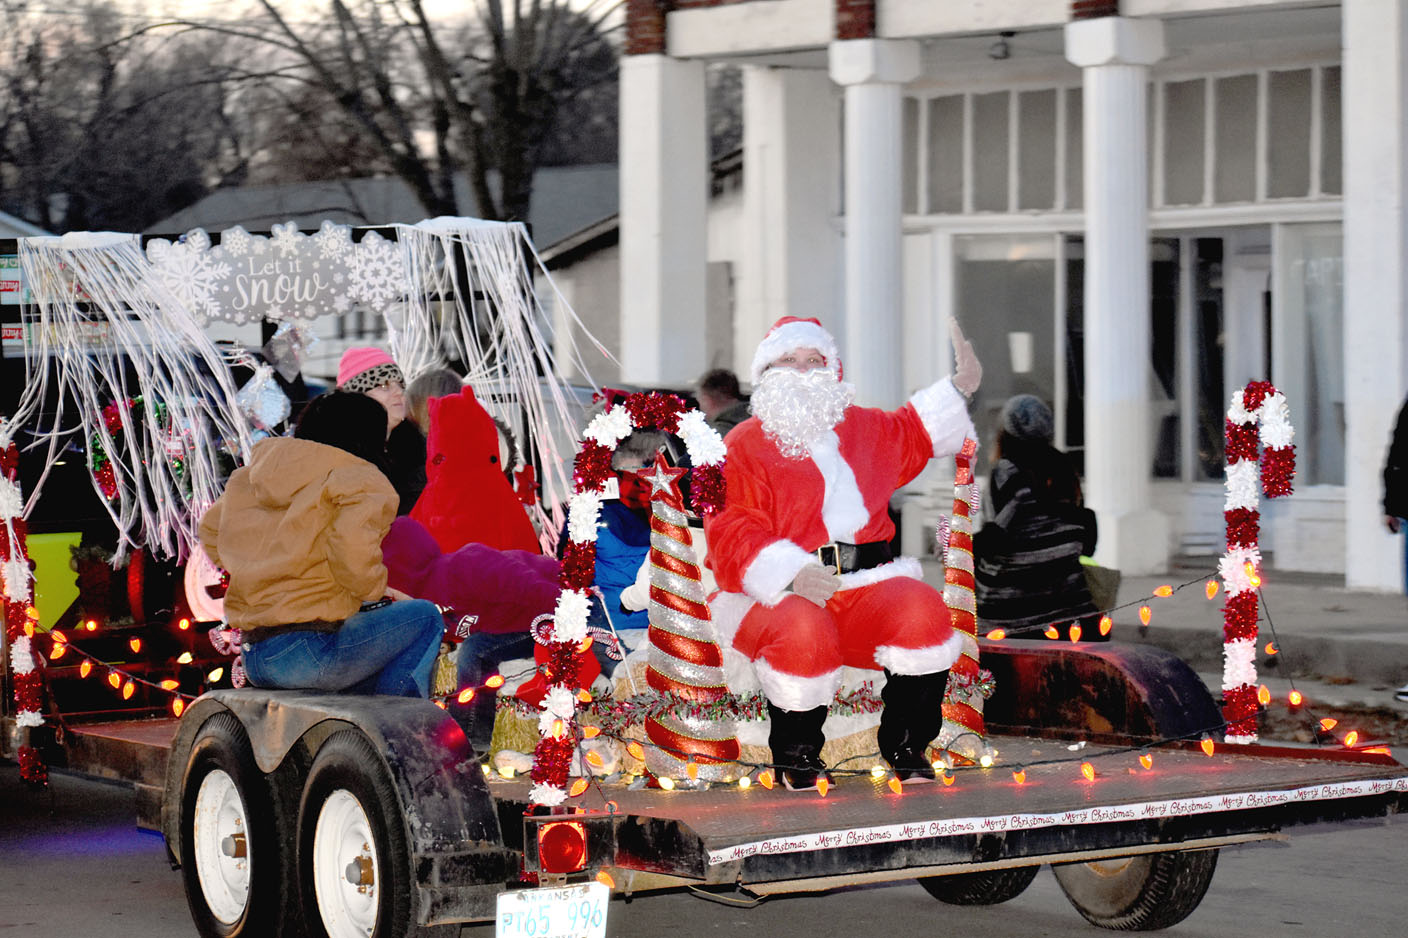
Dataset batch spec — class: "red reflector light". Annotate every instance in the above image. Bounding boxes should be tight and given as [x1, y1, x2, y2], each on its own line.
[538, 820, 588, 873]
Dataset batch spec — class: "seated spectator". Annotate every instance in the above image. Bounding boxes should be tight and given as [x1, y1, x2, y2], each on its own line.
[387, 367, 464, 516]
[337, 346, 423, 513]
[697, 368, 750, 436]
[380, 515, 562, 747]
[411, 385, 541, 553]
[974, 394, 1100, 640]
[198, 391, 444, 697]
[565, 429, 667, 673]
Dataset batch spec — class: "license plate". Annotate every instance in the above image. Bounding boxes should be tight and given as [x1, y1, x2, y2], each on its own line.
[495, 881, 608, 938]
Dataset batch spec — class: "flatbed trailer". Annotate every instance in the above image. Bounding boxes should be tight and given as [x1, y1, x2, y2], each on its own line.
[80, 640, 1393, 937]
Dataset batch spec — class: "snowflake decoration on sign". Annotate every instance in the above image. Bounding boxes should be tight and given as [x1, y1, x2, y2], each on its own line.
[349, 231, 408, 310]
[270, 222, 304, 257]
[312, 220, 353, 261]
[333, 294, 351, 313]
[220, 226, 254, 257]
[147, 232, 234, 324]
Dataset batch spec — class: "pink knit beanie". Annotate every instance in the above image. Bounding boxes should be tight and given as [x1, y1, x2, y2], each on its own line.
[337, 346, 402, 391]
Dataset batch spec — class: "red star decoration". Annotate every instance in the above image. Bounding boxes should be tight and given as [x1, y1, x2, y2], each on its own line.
[635, 452, 689, 507]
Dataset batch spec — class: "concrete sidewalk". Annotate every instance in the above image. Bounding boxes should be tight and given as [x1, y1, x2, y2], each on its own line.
[919, 557, 1408, 714]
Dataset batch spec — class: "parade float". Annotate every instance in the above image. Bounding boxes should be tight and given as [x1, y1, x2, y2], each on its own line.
[1, 221, 1404, 938]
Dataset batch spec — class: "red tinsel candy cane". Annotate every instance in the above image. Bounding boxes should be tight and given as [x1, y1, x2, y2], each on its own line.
[1, 438, 48, 787]
[1220, 381, 1295, 743]
[936, 438, 988, 763]
[530, 392, 728, 805]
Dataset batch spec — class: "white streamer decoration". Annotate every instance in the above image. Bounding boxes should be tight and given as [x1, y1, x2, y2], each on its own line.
[9, 219, 610, 561]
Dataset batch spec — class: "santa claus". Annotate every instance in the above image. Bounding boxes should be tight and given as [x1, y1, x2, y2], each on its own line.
[705, 316, 981, 789]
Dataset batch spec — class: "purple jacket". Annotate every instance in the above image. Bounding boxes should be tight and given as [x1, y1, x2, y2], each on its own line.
[381, 516, 560, 635]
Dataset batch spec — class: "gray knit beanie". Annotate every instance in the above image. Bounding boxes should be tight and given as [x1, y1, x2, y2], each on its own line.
[1000, 394, 1054, 443]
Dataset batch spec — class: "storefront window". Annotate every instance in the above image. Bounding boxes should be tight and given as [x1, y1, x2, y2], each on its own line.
[953, 234, 1057, 476]
[1275, 223, 1344, 485]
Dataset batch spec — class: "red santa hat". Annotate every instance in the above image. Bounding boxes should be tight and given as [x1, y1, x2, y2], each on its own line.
[749, 316, 841, 386]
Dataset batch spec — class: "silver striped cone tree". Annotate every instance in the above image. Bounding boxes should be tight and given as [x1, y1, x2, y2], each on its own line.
[636, 452, 740, 781]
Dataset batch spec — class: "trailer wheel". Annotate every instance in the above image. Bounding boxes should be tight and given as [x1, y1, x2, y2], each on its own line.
[917, 865, 1040, 905]
[179, 712, 297, 938]
[298, 730, 455, 938]
[1051, 849, 1219, 931]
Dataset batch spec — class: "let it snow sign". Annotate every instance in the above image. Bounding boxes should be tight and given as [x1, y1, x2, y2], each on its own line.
[144, 220, 409, 325]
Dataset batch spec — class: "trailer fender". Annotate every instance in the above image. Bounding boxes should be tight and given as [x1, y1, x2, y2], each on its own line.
[980, 640, 1223, 743]
[163, 689, 518, 905]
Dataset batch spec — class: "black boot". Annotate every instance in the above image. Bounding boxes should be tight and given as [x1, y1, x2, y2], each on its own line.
[766, 701, 829, 791]
[878, 670, 949, 782]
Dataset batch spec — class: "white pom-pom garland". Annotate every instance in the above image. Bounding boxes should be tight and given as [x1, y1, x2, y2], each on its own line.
[566, 492, 603, 543]
[528, 784, 567, 807]
[582, 405, 632, 447]
[551, 588, 591, 643]
[9, 634, 35, 675]
[1221, 638, 1258, 689]
[0, 476, 22, 518]
[1223, 461, 1261, 512]
[676, 410, 727, 466]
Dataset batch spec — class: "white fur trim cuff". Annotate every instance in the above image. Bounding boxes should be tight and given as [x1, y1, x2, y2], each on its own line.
[750, 321, 841, 386]
[874, 630, 966, 675]
[753, 658, 842, 711]
[743, 539, 816, 606]
[909, 378, 976, 458]
[836, 556, 924, 592]
[708, 591, 755, 645]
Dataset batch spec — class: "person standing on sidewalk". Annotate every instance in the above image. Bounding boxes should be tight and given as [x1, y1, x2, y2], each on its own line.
[697, 368, 751, 436]
[1383, 396, 1408, 702]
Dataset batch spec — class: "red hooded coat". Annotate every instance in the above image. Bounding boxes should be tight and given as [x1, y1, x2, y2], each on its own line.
[410, 386, 541, 554]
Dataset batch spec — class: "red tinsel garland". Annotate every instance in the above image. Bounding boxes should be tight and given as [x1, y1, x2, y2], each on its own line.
[572, 440, 613, 492]
[1221, 591, 1260, 643]
[559, 541, 597, 590]
[2, 440, 48, 787]
[1222, 685, 1259, 739]
[1260, 447, 1295, 498]
[1224, 507, 1260, 550]
[1225, 419, 1259, 462]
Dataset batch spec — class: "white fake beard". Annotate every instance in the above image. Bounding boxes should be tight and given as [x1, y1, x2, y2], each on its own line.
[751, 366, 855, 459]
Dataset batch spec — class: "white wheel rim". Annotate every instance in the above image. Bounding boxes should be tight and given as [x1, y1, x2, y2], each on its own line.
[312, 789, 380, 938]
[192, 768, 251, 925]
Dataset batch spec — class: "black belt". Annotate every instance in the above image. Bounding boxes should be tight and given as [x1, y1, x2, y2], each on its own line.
[815, 541, 893, 573]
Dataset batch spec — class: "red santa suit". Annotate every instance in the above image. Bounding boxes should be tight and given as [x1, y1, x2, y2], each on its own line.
[705, 371, 975, 713]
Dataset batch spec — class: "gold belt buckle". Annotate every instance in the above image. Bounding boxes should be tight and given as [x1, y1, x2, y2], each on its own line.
[816, 542, 840, 569]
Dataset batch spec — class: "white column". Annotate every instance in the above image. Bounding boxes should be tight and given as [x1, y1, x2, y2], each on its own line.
[1343, 1, 1408, 591]
[619, 54, 708, 386]
[828, 39, 920, 407]
[1066, 17, 1169, 576]
[737, 66, 842, 385]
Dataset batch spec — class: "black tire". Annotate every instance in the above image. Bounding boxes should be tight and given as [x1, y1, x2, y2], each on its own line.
[179, 711, 300, 938]
[1051, 849, 1219, 931]
[918, 865, 1040, 905]
[298, 731, 455, 938]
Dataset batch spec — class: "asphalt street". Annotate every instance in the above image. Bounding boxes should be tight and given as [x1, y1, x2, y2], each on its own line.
[2, 763, 1404, 938]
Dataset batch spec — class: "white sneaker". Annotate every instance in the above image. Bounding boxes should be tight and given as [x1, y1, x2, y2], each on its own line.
[1394, 684, 1408, 704]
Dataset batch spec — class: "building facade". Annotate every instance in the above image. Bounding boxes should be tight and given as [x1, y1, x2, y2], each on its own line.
[610, 0, 1408, 587]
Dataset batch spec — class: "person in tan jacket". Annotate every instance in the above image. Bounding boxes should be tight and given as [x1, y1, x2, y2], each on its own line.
[199, 391, 444, 697]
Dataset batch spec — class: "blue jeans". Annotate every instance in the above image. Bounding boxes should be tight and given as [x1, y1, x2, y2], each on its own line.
[242, 599, 444, 698]
[450, 631, 537, 748]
